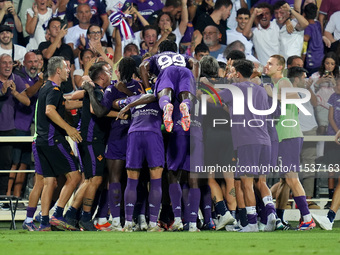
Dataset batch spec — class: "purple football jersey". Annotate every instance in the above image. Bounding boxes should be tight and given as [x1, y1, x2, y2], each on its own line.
[124, 0, 164, 20]
[0, 73, 27, 131]
[218, 81, 271, 149]
[124, 94, 162, 136]
[101, 80, 141, 140]
[147, 51, 192, 77]
[14, 70, 39, 131]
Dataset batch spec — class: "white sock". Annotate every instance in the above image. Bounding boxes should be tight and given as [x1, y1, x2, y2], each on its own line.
[25, 217, 33, 223]
[189, 222, 197, 229]
[174, 217, 182, 223]
[149, 221, 157, 228]
[97, 217, 107, 225]
[125, 220, 132, 227]
[246, 206, 257, 215]
[303, 214, 312, 223]
[112, 217, 120, 225]
[262, 196, 274, 206]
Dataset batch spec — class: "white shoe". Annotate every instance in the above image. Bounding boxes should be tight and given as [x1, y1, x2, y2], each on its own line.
[138, 215, 148, 231]
[264, 213, 276, 232]
[312, 214, 333, 231]
[110, 222, 123, 232]
[123, 221, 133, 232]
[169, 218, 183, 231]
[189, 226, 200, 232]
[225, 220, 241, 232]
[215, 212, 235, 230]
[239, 223, 259, 232]
[258, 221, 265, 232]
[147, 223, 164, 232]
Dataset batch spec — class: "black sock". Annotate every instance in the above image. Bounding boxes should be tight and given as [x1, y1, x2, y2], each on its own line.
[329, 189, 334, 199]
[238, 208, 248, 227]
[215, 201, 227, 216]
[276, 209, 285, 222]
[328, 210, 336, 223]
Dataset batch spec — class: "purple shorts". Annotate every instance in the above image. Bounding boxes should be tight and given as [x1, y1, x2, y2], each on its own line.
[167, 134, 190, 172]
[278, 137, 303, 176]
[155, 66, 195, 97]
[105, 136, 128, 160]
[32, 142, 43, 176]
[236, 144, 271, 178]
[126, 131, 164, 169]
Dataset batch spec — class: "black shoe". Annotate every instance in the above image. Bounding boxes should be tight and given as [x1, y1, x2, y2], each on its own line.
[16, 203, 26, 210]
[79, 219, 98, 231]
[324, 201, 332, 209]
[65, 215, 79, 229]
[1, 203, 10, 210]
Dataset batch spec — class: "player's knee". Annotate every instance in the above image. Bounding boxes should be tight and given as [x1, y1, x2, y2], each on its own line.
[90, 176, 103, 188]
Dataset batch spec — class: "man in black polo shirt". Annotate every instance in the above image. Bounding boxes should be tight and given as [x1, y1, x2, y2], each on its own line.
[35, 56, 82, 231]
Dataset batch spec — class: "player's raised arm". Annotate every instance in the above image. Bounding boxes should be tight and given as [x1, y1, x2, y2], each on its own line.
[140, 60, 152, 91]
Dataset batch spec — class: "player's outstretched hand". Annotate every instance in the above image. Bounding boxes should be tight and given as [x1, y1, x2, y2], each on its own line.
[66, 126, 82, 143]
[116, 106, 130, 120]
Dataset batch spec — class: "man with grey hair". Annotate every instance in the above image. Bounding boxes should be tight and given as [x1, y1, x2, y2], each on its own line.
[0, 53, 29, 198]
[202, 25, 226, 59]
[199, 55, 220, 78]
[35, 56, 83, 231]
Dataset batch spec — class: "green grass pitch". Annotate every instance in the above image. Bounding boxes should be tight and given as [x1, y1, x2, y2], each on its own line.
[1, 222, 340, 255]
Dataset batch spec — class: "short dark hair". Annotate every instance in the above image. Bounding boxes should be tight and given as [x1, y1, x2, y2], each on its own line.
[304, 3, 318, 20]
[273, 0, 287, 11]
[124, 43, 139, 55]
[257, 3, 274, 15]
[31, 49, 42, 56]
[159, 40, 177, 53]
[233, 59, 254, 78]
[226, 50, 246, 60]
[214, 0, 233, 11]
[195, 43, 210, 54]
[237, 8, 250, 17]
[47, 17, 62, 30]
[287, 55, 302, 66]
[287, 66, 307, 83]
[89, 61, 109, 81]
